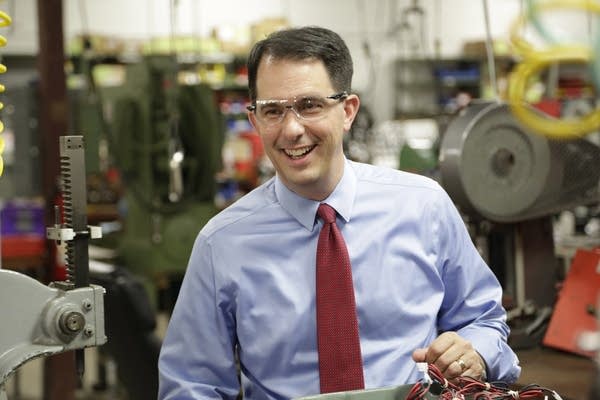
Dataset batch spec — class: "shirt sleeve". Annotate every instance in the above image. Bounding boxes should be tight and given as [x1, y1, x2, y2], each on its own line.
[431, 186, 521, 383]
[158, 233, 240, 399]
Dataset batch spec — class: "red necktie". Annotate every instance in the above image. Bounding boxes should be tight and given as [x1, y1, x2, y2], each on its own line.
[316, 203, 365, 393]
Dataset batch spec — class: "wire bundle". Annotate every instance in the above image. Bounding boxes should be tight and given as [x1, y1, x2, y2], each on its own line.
[506, 0, 600, 139]
[405, 364, 564, 400]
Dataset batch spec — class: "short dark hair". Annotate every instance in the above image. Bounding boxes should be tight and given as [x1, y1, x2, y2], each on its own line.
[246, 26, 354, 101]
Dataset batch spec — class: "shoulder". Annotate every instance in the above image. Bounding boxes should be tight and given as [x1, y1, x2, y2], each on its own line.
[200, 178, 278, 238]
[349, 160, 443, 194]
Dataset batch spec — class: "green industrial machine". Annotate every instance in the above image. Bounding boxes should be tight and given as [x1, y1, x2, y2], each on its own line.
[71, 54, 224, 298]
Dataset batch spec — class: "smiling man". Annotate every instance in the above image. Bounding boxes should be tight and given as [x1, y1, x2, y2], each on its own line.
[158, 26, 521, 400]
[246, 55, 353, 202]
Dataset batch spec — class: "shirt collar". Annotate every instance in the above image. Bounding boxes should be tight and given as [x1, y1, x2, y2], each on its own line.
[274, 158, 357, 231]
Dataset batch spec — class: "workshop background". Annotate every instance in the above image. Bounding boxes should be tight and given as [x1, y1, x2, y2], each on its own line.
[0, 0, 599, 399]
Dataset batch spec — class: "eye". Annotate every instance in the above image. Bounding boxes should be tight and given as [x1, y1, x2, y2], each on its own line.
[259, 103, 285, 118]
[296, 97, 326, 115]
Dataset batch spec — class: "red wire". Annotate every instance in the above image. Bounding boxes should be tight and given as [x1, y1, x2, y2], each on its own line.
[403, 364, 561, 400]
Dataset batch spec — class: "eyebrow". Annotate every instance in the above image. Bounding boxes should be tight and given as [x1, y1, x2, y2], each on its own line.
[255, 98, 290, 105]
[256, 93, 325, 101]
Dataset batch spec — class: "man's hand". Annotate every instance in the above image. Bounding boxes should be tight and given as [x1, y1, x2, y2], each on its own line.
[411, 332, 487, 381]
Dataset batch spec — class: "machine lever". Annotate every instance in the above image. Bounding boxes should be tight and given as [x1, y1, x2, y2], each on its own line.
[168, 146, 184, 202]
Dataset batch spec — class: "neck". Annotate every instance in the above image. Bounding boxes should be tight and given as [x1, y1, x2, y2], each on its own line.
[290, 157, 346, 201]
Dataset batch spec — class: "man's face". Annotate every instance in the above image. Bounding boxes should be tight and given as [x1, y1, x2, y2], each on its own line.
[248, 56, 359, 201]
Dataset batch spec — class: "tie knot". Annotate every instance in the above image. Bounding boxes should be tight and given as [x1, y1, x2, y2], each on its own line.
[317, 203, 337, 224]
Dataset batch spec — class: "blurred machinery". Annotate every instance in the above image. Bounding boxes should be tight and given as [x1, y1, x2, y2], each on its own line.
[1, 75, 41, 198]
[0, 34, 226, 397]
[71, 54, 224, 293]
[439, 100, 600, 348]
[64, 54, 225, 398]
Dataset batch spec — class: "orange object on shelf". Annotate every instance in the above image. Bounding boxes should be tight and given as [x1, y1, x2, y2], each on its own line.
[543, 248, 600, 357]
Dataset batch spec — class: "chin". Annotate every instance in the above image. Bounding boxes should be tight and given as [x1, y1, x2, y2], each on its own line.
[282, 169, 322, 189]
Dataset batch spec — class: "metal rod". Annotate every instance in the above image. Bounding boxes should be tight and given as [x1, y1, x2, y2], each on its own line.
[482, 0, 499, 101]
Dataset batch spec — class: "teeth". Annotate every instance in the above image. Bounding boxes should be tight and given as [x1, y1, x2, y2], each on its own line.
[285, 146, 312, 157]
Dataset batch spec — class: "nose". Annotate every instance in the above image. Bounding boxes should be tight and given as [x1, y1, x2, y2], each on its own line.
[281, 105, 303, 122]
[280, 106, 305, 138]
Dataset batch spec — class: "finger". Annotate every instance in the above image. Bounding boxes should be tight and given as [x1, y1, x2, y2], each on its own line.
[412, 348, 427, 363]
[441, 357, 467, 380]
[426, 332, 471, 359]
[457, 362, 483, 381]
[432, 335, 477, 379]
[455, 358, 468, 375]
[460, 366, 480, 380]
[428, 340, 467, 375]
[422, 335, 454, 364]
[445, 356, 478, 381]
[436, 346, 467, 374]
[457, 351, 486, 380]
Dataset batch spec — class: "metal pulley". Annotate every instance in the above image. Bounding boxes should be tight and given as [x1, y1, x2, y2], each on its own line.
[439, 100, 600, 223]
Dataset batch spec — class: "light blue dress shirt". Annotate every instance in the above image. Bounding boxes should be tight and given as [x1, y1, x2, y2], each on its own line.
[158, 159, 521, 400]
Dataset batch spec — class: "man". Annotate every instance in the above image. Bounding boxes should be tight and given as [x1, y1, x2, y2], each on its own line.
[158, 26, 521, 399]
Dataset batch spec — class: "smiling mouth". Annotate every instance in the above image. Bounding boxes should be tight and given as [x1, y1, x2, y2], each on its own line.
[283, 145, 316, 159]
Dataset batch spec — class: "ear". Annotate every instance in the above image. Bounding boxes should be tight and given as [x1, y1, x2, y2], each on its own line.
[248, 110, 259, 132]
[343, 94, 361, 132]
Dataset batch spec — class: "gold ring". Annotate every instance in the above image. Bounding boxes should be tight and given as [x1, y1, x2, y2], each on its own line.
[456, 358, 467, 372]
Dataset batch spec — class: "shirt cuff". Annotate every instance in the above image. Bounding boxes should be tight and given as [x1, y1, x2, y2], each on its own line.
[459, 328, 521, 383]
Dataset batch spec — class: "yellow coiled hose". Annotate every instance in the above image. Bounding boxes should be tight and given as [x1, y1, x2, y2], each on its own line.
[507, 0, 600, 139]
[0, 11, 11, 175]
